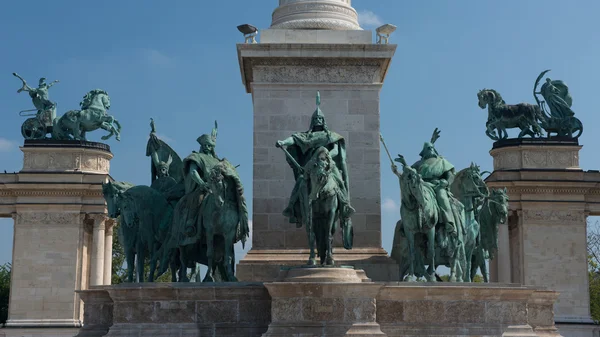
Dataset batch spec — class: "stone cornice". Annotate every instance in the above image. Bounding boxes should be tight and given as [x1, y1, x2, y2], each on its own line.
[237, 44, 396, 93]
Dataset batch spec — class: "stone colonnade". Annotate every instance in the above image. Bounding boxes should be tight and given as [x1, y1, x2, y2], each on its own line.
[486, 139, 597, 332]
[0, 140, 113, 335]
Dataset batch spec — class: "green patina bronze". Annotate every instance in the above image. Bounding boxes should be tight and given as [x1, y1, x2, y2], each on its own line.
[383, 129, 467, 282]
[13, 73, 121, 141]
[478, 70, 583, 140]
[276, 92, 354, 265]
[162, 121, 249, 282]
[102, 121, 248, 283]
[472, 187, 509, 282]
[385, 132, 508, 283]
[534, 70, 583, 138]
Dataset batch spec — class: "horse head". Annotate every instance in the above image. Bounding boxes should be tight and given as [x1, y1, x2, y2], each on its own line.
[401, 165, 427, 206]
[102, 180, 134, 218]
[80, 89, 110, 111]
[461, 163, 489, 200]
[489, 187, 509, 225]
[208, 163, 227, 208]
[477, 89, 500, 109]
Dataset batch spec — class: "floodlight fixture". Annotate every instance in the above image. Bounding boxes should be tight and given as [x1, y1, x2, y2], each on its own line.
[376, 24, 397, 44]
[237, 24, 258, 44]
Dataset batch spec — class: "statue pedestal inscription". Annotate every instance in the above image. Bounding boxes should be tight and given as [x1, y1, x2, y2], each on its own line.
[0, 140, 113, 337]
[486, 138, 596, 336]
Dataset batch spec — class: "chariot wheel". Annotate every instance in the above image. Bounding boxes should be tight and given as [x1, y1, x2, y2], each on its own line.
[571, 117, 583, 138]
[21, 117, 46, 140]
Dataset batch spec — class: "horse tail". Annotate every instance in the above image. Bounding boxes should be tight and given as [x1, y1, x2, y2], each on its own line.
[317, 221, 327, 264]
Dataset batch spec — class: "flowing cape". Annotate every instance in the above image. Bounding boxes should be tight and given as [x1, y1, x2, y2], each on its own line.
[219, 159, 250, 247]
[146, 133, 184, 183]
[412, 156, 455, 181]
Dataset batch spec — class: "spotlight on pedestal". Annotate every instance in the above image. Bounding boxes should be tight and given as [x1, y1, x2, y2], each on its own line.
[237, 24, 258, 44]
[376, 24, 397, 44]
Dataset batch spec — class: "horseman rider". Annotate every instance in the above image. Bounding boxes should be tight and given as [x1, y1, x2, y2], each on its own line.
[276, 92, 355, 244]
[172, 122, 222, 246]
[411, 134, 458, 235]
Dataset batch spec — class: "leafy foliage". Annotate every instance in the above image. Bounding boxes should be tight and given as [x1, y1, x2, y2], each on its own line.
[587, 220, 600, 323]
[0, 263, 11, 326]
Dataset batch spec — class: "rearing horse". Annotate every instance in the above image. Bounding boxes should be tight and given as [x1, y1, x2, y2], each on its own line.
[53, 89, 122, 141]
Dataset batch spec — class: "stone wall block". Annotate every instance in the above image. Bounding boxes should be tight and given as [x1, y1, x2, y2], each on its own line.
[348, 99, 379, 115]
[272, 298, 302, 322]
[196, 300, 238, 323]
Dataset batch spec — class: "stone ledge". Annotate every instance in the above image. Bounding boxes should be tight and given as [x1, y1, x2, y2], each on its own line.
[24, 139, 111, 153]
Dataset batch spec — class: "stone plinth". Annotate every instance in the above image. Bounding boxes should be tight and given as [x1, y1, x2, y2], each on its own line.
[237, 42, 399, 282]
[76, 283, 271, 337]
[263, 266, 386, 336]
[0, 140, 113, 336]
[486, 138, 595, 331]
[76, 282, 562, 337]
[377, 284, 562, 337]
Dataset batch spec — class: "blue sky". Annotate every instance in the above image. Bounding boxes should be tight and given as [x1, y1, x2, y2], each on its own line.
[1, 0, 599, 266]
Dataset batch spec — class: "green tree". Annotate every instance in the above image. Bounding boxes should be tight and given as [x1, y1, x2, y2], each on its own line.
[0, 262, 11, 326]
[587, 220, 600, 323]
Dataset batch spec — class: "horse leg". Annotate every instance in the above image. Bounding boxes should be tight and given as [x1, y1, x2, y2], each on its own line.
[470, 252, 479, 282]
[325, 201, 336, 266]
[481, 253, 489, 283]
[224, 232, 237, 281]
[306, 206, 316, 266]
[203, 229, 215, 283]
[126, 248, 135, 283]
[170, 255, 178, 282]
[405, 232, 417, 282]
[425, 228, 436, 282]
[136, 243, 145, 282]
[148, 243, 157, 282]
[179, 246, 190, 282]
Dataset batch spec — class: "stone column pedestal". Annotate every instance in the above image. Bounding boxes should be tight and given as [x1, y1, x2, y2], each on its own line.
[486, 138, 595, 330]
[0, 140, 112, 336]
[262, 266, 386, 337]
[237, 38, 399, 282]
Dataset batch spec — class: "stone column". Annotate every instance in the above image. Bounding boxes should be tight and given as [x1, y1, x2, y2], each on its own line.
[90, 214, 106, 286]
[103, 220, 114, 285]
[236, 0, 398, 282]
[496, 221, 511, 283]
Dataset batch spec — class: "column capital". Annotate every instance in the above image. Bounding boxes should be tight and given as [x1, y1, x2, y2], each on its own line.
[89, 214, 107, 231]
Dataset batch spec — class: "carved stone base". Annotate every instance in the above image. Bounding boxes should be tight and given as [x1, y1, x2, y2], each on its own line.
[263, 266, 386, 337]
[490, 137, 581, 171]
